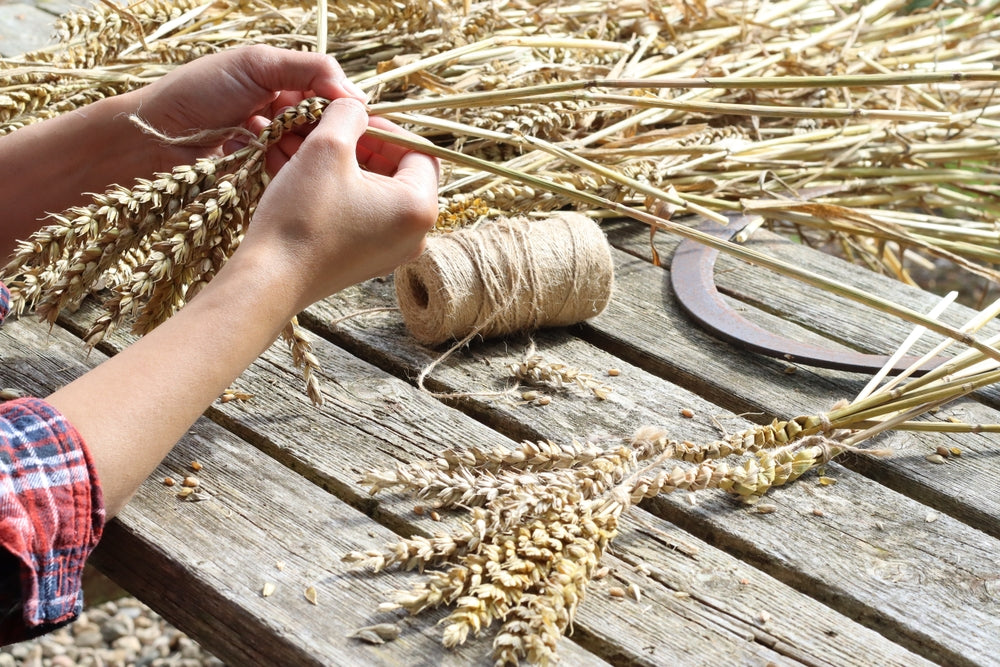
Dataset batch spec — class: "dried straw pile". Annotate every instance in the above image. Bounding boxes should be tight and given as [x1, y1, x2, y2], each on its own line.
[3, 0, 1000, 664]
[4, 0, 1000, 308]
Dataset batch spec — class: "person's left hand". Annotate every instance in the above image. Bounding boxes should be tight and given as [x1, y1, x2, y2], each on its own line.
[130, 44, 365, 170]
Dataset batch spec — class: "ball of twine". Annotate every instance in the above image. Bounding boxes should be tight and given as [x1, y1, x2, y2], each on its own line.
[394, 212, 614, 346]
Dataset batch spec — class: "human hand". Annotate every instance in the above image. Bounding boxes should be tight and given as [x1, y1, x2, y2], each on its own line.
[232, 97, 440, 312]
[131, 44, 365, 170]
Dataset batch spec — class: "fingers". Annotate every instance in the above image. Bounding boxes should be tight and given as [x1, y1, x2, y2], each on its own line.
[267, 134, 305, 176]
[393, 147, 441, 202]
[357, 117, 440, 191]
[357, 116, 424, 171]
[230, 99, 366, 177]
[236, 96, 438, 209]
[230, 45, 366, 104]
[301, 97, 370, 169]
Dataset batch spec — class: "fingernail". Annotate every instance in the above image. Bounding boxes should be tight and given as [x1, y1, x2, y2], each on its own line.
[341, 77, 367, 101]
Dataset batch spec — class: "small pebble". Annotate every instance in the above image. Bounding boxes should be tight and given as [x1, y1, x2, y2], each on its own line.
[607, 368, 621, 377]
[1, 597, 223, 667]
[681, 408, 695, 418]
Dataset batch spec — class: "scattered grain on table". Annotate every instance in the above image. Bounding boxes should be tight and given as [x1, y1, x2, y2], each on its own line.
[349, 623, 400, 644]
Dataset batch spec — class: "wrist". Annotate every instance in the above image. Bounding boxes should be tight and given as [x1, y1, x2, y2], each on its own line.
[204, 244, 313, 324]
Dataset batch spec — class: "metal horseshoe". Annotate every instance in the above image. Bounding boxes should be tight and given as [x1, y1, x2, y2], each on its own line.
[669, 215, 947, 376]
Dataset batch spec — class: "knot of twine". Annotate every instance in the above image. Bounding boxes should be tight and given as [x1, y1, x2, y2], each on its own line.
[394, 212, 614, 346]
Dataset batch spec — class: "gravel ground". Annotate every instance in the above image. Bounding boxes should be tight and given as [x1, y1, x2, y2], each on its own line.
[0, 597, 225, 667]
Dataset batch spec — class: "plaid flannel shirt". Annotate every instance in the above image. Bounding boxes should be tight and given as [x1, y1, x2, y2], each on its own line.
[0, 282, 105, 644]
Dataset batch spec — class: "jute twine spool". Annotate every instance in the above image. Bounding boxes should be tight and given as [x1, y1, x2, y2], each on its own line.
[394, 212, 614, 346]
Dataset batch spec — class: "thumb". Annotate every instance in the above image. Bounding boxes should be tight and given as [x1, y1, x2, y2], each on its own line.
[300, 97, 370, 168]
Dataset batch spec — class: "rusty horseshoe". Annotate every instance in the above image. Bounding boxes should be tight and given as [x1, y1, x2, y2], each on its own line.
[669, 215, 947, 376]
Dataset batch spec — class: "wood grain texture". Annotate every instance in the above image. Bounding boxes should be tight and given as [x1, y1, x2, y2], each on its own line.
[52, 300, 929, 666]
[2, 313, 604, 666]
[303, 280, 999, 666]
[601, 220, 1000, 541]
[12, 212, 995, 666]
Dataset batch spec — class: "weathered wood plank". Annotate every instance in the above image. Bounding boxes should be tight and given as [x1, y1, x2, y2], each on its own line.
[0, 313, 607, 666]
[597, 221, 1000, 541]
[609, 217, 1000, 395]
[301, 278, 1000, 667]
[170, 338, 945, 667]
[0, 3, 58, 57]
[54, 302, 932, 667]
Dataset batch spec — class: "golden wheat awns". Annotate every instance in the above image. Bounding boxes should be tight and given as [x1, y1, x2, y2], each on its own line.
[372, 89, 951, 123]
[849, 420, 1000, 433]
[365, 122, 1000, 369]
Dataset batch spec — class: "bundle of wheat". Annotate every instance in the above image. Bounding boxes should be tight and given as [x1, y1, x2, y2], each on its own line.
[4, 0, 1000, 302]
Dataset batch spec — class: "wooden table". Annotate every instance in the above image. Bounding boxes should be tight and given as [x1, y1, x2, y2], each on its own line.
[1, 211, 998, 665]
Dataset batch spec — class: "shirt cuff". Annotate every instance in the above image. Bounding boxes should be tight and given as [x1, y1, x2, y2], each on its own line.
[0, 396, 105, 640]
[0, 281, 10, 325]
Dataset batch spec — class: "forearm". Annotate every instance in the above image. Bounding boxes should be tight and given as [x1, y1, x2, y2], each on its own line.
[0, 92, 168, 260]
[45, 250, 304, 517]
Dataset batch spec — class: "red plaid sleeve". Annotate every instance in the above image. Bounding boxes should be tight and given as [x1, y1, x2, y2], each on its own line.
[0, 279, 106, 644]
[0, 397, 105, 644]
[0, 281, 9, 323]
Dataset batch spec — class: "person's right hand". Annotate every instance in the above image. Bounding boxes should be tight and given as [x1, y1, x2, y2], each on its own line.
[233, 96, 440, 312]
